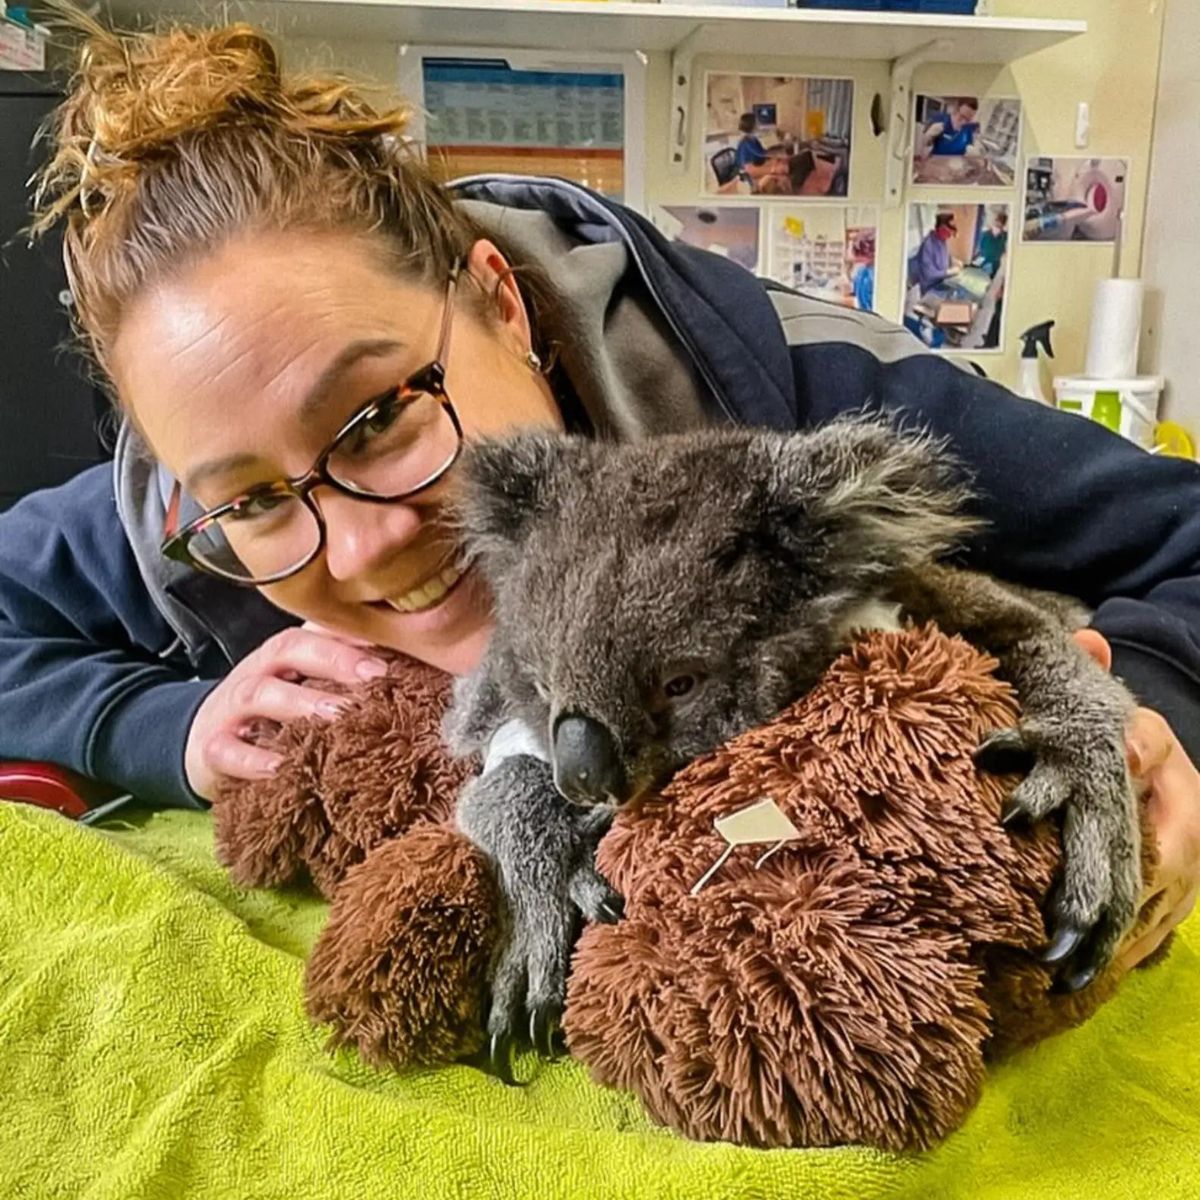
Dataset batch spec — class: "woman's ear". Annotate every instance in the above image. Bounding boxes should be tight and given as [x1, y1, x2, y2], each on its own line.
[465, 238, 532, 355]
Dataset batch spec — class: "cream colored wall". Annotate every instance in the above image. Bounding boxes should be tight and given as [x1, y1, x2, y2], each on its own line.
[284, 0, 1165, 393]
[1140, 0, 1198, 428]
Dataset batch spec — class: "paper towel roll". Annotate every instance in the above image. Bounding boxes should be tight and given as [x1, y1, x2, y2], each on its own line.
[1085, 278, 1144, 378]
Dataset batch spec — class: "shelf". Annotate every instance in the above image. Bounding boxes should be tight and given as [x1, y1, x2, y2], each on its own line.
[109, 0, 1086, 63]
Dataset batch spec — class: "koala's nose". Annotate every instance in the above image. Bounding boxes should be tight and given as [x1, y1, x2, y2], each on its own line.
[552, 714, 627, 806]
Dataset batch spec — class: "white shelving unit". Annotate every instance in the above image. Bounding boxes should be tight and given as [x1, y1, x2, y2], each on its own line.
[110, 0, 1087, 204]
[112, 1, 1084, 60]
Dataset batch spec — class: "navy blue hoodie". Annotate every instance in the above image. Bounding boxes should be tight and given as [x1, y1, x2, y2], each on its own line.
[2, 177, 1199, 810]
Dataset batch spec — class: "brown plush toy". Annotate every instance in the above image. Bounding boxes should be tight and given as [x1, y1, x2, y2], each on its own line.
[215, 656, 499, 1067]
[215, 625, 1155, 1151]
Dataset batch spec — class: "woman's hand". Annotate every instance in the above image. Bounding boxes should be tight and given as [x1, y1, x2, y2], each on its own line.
[1074, 629, 1200, 969]
[184, 623, 389, 801]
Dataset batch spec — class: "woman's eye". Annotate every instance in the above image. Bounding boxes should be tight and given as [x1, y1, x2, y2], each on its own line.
[346, 395, 401, 454]
[226, 492, 288, 522]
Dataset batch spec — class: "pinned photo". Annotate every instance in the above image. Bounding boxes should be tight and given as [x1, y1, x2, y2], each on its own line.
[903, 202, 1010, 353]
[653, 206, 761, 273]
[1022, 156, 1129, 243]
[766, 206, 877, 310]
[703, 72, 852, 199]
[910, 95, 1021, 187]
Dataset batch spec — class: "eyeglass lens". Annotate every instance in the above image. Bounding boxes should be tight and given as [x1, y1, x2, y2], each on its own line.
[185, 388, 459, 582]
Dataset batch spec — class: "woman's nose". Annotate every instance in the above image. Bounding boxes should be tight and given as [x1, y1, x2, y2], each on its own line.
[316, 490, 423, 583]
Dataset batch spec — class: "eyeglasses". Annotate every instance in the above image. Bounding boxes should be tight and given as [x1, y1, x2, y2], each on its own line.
[161, 265, 465, 586]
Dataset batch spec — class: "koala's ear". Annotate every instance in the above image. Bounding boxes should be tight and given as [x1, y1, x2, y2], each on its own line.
[766, 414, 982, 581]
[453, 432, 586, 560]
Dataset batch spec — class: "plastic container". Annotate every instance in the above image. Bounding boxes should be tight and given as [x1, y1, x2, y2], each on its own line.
[881, 1, 978, 10]
[794, 1, 885, 9]
[1052, 375, 1164, 450]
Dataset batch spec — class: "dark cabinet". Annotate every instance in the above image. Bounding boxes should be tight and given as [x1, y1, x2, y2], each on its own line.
[0, 75, 109, 512]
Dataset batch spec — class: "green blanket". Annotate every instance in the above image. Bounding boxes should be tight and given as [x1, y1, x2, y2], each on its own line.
[0, 802, 1197, 1200]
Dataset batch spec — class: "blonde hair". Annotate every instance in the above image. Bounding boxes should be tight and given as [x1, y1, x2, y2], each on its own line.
[32, 10, 495, 385]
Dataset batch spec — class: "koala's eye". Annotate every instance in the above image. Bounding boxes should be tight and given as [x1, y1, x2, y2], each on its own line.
[663, 673, 700, 700]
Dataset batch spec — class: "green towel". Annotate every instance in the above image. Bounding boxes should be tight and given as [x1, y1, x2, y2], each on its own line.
[0, 802, 1197, 1200]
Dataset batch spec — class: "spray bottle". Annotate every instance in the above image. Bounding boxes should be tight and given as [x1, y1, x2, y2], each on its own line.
[1017, 320, 1055, 404]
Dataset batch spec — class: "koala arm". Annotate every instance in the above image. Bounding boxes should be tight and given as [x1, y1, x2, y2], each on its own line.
[890, 562, 1139, 988]
[456, 753, 622, 1071]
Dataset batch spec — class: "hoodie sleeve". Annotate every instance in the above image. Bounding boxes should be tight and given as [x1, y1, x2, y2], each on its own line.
[805, 349, 1200, 766]
[0, 467, 219, 809]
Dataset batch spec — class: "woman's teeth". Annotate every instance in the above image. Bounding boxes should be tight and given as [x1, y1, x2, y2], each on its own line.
[384, 561, 468, 614]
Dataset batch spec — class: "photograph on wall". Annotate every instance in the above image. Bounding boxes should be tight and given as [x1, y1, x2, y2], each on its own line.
[653, 205, 761, 274]
[910, 94, 1021, 187]
[1022, 156, 1129, 243]
[766, 205, 877, 310]
[903, 202, 1011, 352]
[399, 50, 645, 207]
[702, 72, 853, 199]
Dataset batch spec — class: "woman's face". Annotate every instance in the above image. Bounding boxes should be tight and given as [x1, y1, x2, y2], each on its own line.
[110, 230, 563, 676]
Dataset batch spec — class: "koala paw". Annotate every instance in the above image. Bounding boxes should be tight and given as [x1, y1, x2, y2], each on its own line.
[976, 722, 1140, 990]
[456, 755, 623, 1083]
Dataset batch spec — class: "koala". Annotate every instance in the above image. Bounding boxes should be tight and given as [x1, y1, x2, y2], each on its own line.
[443, 415, 1140, 1068]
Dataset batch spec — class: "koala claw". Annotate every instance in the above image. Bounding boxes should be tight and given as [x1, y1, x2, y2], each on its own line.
[1062, 961, 1100, 994]
[1041, 922, 1085, 965]
[976, 719, 1140, 990]
[974, 726, 1038, 777]
[529, 1002, 564, 1059]
[487, 1030, 522, 1088]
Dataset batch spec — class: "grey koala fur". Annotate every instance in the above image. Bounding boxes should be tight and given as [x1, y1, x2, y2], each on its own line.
[443, 413, 1139, 1051]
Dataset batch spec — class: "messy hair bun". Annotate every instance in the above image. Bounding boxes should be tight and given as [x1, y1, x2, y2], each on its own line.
[32, 7, 483, 382]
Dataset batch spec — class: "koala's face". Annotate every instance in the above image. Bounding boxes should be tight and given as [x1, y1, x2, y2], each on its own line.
[454, 420, 974, 806]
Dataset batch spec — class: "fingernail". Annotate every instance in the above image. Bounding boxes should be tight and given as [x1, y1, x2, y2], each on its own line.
[257, 757, 284, 778]
[356, 658, 388, 681]
[318, 699, 348, 719]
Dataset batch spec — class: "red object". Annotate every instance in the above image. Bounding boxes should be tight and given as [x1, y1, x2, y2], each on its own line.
[0, 762, 121, 819]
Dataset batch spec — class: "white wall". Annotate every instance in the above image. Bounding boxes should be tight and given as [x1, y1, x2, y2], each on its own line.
[1140, 0, 1199, 429]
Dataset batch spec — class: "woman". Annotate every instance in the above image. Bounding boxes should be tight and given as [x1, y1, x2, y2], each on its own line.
[2, 17, 1198, 979]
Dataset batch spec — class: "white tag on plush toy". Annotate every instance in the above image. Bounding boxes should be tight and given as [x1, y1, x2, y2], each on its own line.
[690, 798, 802, 896]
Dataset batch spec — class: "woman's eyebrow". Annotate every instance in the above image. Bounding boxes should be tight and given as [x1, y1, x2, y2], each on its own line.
[297, 338, 407, 420]
[184, 338, 406, 493]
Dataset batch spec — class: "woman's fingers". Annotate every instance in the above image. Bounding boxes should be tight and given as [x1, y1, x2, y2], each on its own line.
[203, 729, 286, 782]
[1126, 707, 1174, 778]
[250, 626, 389, 686]
[231, 674, 352, 725]
[185, 626, 387, 800]
[1071, 627, 1112, 671]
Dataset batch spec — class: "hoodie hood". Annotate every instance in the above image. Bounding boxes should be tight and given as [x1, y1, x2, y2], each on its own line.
[451, 176, 798, 431]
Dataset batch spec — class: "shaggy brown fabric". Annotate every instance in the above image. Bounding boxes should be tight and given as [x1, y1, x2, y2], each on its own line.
[215, 627, 1156, 1145]
[562, 625, 1136, 1151]
[214, 654, 475, 899]
[304, 824, 499, 1066]
[213, 654, 497, 1069]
